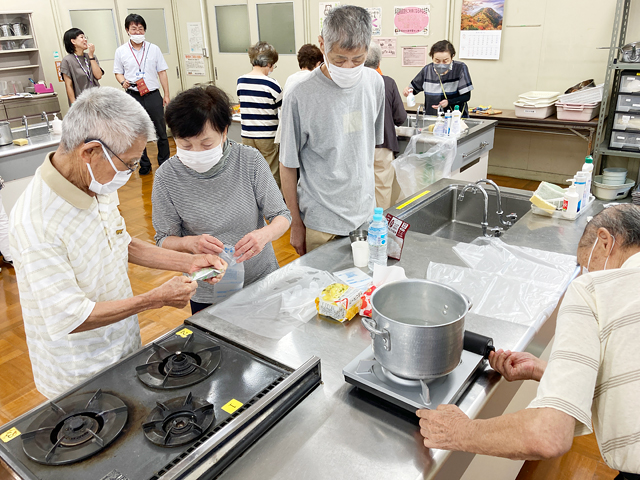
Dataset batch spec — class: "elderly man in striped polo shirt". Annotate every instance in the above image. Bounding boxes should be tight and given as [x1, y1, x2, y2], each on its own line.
[9, 87, 225, 400]
[416, 204, 640, 479]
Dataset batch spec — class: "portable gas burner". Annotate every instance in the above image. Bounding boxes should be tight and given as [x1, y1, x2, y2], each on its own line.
[343, 331, 494, 412]
[0, 324, 321, 480]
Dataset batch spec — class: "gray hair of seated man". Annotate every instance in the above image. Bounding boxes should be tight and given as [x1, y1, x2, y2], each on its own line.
[580, 204, 640, 248]
[322, 5, 372, 54]
[60, 86, 156, 156]
[365, 42, 382, 69]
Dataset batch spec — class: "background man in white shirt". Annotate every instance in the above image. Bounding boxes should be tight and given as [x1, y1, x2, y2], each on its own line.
[114, 13, 170, 175]
[416, 204, 640, 479]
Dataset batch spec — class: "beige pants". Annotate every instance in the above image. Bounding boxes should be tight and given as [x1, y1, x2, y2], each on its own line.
[242, 137, 281, 188]
[305, 227, 337, 253]
[374, 148, 395, 210]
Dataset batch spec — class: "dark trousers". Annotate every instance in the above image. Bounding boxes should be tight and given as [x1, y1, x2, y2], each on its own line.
[190, 300, 212, 315]
[616, 473, 640, 480]
[127, 89, 170, 170]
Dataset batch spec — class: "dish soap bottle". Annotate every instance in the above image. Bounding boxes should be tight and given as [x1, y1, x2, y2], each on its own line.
[407, 89, 416, 107]
[581, 155, 594, 209]
[451, 105, 462, 136]
[367, 207, 388, 271]
[562, 179, 579, 220]
[51, 113, 62, 135]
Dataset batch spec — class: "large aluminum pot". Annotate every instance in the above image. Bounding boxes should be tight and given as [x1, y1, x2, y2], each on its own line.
[361, 279, 472, 380]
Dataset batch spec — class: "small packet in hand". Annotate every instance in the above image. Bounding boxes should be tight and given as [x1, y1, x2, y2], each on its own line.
[186, 267, 223, 282]
[385, 214, 410, 260]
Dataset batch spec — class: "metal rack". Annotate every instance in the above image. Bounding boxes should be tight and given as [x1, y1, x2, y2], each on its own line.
[593, 0, 640, 174]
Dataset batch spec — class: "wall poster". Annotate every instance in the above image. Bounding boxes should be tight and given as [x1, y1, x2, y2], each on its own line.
[401, 46, 427, 67]
[459, 0, 504, 60]
[393, 6, 430, 36]
[185, 54, 206, 76]
[187, 22, 204, 54]
[320, 2, 341, 32]
[367, 7, 382, 36]
[374, 37, 397, 57]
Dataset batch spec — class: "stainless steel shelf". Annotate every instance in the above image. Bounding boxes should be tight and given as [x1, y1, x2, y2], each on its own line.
[612, 62, 640, 70]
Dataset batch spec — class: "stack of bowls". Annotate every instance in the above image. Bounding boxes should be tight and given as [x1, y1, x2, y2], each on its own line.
[602, 168, 628, 185]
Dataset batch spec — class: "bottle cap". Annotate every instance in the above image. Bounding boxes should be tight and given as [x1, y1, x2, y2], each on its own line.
[373, 213, 383, 221]
[374, 207, 383, 215]
[585, 155, 593, 164]
[454, 105, 460, 111]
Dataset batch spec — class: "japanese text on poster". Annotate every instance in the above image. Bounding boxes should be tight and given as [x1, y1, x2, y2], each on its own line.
[367, 7, 382, 36]
[374, 37, 397, 57]
[187, 22, 204, 54]
[459, 0, 504, 59]
[185, 54, 205, 76]
[320, 2, 340, 32]
[402, 46, 427, 67]
[394, 5, 430, 36]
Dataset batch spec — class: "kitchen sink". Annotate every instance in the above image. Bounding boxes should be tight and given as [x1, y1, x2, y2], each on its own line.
[397, 184, 532, 244]
[12, 124, 51, 138]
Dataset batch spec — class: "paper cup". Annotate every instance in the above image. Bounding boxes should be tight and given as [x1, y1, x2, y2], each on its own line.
[351, 241, 370, 268]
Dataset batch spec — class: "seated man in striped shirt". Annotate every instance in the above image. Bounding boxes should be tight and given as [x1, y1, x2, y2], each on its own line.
[416, 204, 640, 479]
[9, 87, 225, 400]
[237, 41, 282, 188]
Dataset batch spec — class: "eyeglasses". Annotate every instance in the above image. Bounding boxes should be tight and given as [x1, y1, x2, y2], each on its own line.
[85, 139, 140, 173]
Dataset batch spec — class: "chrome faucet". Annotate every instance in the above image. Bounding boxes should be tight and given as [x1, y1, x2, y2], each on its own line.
[41, 112, 51, 132]
[22, 115, 29, 137]
[416, 104, 425, 130]
[458, 183, 490, 237]
[475, 179, 518, 227]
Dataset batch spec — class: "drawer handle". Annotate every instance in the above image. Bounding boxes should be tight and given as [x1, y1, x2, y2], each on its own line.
[463, 141, 489, 159]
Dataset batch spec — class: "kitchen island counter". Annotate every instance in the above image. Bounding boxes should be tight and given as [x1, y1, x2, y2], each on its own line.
[189, 178, 603, 480]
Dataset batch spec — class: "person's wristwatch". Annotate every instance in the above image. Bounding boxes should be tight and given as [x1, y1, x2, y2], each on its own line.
[120, 80, 126, 86]
[89, 57, 95, 61]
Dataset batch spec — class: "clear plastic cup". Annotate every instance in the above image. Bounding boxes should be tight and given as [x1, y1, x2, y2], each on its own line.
[351, 241, 370, 268]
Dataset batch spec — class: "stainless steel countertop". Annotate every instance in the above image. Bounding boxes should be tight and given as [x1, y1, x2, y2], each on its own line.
[0, 132, 61, 159]
[189, 178, 603, 479]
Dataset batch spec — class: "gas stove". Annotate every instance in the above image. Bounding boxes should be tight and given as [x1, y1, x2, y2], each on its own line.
[0, 323, 321, 480]
[343, 331, 494, 412]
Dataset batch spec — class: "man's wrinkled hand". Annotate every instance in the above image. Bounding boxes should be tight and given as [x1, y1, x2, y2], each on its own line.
[416, 404, 470, 450]
[488, 349, 546, 382]
[189, 254, 227, 285]
[153, 276, 197, 308]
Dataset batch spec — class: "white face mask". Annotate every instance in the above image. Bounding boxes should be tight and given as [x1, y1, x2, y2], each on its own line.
[130, 34, 145, 44]
[324, 55, 364, 89]
[176, 141, 224, 173]
[86, 143, 132, 195]
[583, 235, 616, 274]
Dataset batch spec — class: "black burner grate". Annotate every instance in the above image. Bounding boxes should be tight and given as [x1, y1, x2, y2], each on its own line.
[142, 392, 214, 447]
[21, 390, 127, 465]
[136, 332, 222, 389]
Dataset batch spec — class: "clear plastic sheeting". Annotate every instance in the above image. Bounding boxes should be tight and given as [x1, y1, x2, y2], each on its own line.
[208, 265, 337, 340]
[392, 134, 457, 198]
[427, 238, 578, 329]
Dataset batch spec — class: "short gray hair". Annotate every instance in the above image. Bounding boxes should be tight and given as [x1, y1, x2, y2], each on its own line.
[61, 86, 156, 155]
[322, 5, 372, 53]
[365, 41, 382, 68]
[249, 41, 278, 67]
[580, 204, 640, 248]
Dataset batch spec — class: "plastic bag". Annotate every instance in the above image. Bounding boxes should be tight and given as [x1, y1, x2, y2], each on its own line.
[392, 133, 457, 198]
[208, 265, 336, 339]
[212, 245, 245, 303]
[427, 237, 577, 329]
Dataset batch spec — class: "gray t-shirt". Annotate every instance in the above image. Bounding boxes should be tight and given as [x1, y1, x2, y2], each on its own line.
[60, 53, 102, 106]
[279, 67, 385, 236]
[152, 140, 291, 304]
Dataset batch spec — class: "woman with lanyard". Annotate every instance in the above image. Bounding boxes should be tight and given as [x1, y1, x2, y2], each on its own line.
[403, 40, 473, 118]
[60, 28, 103, 106]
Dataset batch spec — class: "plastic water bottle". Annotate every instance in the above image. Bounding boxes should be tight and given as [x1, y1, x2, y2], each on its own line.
[368, 207, 388, 271]
[212, 245, 245, 303]
[451, 105, 462, 136]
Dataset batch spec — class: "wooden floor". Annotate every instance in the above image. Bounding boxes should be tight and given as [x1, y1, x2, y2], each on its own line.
[0, 141, 616, 480]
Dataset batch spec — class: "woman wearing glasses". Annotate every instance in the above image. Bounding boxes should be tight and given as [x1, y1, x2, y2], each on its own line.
[60, 28, 104, 106]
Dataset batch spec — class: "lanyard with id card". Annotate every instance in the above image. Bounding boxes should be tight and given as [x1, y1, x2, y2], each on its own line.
[129, 42, 149, 96]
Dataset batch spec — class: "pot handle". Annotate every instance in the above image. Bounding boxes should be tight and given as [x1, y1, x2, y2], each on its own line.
[361, 317, 391, 351]
[461, 293, 474, 312]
